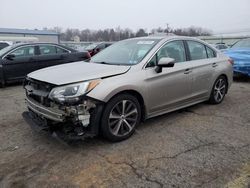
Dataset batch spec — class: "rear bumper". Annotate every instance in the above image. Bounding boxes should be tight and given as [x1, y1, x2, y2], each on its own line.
[234, 69, 250, 77]
[233, 64, 250, 77]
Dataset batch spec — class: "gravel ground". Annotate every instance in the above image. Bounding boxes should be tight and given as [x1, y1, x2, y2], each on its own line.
[0, 78, 249, 188]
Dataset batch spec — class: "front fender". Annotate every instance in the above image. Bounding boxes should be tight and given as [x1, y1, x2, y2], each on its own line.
[86, 72, 147, 103]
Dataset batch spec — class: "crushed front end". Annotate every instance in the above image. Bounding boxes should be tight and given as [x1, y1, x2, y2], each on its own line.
[22, 78, 104, 141]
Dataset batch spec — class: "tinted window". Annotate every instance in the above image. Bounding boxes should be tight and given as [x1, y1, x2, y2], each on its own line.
[206, 46, 216, 58]
[10, 46, 35, 57]
[105, 43, 112, 48]
[86, 43, 98, 50]
[98, 43, 106, 50]
[39, 45, 56, 55]
[56, 47, 69, 54]
[146, 40, 186, 67]
[187, 41, 207, 60]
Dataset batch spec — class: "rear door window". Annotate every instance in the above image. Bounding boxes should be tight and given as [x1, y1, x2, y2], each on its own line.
[187, 41, 207, 60]
[39, 45, 57, 55]
[56, 47, 69, 54]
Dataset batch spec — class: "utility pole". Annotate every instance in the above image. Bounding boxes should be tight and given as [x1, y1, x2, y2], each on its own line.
[166, 23, 170, 34]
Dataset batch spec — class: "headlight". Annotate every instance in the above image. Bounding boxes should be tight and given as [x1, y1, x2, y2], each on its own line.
[49, 79, 100, 104]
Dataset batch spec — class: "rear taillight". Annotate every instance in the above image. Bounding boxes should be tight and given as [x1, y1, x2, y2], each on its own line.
[228, 58, 234, 65]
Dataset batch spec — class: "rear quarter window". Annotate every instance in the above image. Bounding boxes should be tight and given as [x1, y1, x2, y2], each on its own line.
[206, 46, 216, 58]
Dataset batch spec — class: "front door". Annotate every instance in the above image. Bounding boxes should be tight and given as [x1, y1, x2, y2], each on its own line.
[3, 45, 36, 81]
[145, 40, 193, 116]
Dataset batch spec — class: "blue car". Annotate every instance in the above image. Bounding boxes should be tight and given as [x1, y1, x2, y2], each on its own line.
[224, 38, 250, 77]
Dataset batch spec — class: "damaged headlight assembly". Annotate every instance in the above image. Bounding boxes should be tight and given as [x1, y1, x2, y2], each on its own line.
[49, 79, 100, 104]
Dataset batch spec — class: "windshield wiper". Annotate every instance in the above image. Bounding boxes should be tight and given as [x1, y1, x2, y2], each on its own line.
[93, 61, 111, 65]
[92, 61, 131, 66]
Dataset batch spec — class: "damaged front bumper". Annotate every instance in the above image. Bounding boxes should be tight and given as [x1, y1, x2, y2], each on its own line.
[23, 96, 104, 141]
[26, 97, 65, 122]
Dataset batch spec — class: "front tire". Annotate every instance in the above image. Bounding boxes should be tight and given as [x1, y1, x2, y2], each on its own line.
[209, 76, 228, 104]
[101, 94, 141, 142]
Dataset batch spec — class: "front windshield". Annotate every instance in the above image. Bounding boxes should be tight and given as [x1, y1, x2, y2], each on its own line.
[231, 39, 250, 49]
[0, 45, 15, 56]
[91, 39, 160, 65]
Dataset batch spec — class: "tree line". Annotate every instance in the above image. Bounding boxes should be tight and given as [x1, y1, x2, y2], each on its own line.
[46, 26, 212, 42]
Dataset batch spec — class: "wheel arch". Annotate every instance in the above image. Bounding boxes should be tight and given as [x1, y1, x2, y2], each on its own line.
[105, 89, 147, 122]
[218, 74, 229, 93]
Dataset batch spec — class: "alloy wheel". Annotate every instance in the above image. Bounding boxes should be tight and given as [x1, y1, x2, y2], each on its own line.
[213, 78, 226, 103]
[108, 100, 138, 137]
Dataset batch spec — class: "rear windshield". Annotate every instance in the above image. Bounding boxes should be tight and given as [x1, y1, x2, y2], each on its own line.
[231, 39, 250, 49]
[86, 43, 99, 50]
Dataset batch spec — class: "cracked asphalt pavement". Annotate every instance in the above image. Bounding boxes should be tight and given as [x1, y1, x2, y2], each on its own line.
[0, 78, 250, 188]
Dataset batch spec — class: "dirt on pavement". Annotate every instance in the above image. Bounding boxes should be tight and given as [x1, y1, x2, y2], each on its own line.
[0, 78, 250, 188]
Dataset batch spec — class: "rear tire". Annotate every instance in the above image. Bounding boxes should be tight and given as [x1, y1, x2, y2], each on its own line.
[101, 94, 141, 142]
[209, 75, 228, 104]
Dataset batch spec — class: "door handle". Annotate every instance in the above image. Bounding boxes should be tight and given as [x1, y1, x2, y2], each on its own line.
[184, 68, 192, 74]
[212, 63, 218, 67]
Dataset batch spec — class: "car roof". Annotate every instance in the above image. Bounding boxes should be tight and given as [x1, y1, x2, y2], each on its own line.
[125, 35, 202, 42]
[12, 42, 62, 46]
[8, 42, 76, 51]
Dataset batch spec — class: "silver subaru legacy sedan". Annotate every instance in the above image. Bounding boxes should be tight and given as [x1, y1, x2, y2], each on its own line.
[23, 36, 233, 142]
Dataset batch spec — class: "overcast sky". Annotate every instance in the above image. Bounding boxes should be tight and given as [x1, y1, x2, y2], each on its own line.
[1, 0, 250, 34]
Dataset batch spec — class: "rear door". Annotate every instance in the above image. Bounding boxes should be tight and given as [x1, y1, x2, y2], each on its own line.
[2, 45, 36, 81]
[36, 44, 62, 68]
[55, 45, 84, 63]
[185, 40, 217, 99]
[36, 44, 84, 67]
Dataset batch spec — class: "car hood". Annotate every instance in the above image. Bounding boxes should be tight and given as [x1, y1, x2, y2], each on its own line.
[28, 61, 131, 85]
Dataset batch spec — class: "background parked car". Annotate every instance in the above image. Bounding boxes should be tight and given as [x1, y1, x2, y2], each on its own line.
[214, 43, 228, 51]
[0, 43, 90, 86]
[224, 38, 250, 77]
[86, 42, 113, 56]
[0, 41, 12, 50]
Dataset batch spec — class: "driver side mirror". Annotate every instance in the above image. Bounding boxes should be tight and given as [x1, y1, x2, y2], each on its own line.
[155, 57, 175, 73]
[5, 54, 15, 60]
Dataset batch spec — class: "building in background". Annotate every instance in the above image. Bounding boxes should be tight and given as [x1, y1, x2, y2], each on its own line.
[0, 28, 60, 43]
